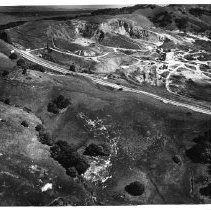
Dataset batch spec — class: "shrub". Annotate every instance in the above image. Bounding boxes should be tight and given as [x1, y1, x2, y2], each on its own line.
[69, 64, 76, 72]
[152, 11, 172, 27]
[4, 98, 10, 105]
[17, 58, 25, 67]
[83, 143, 110, 157]
[39, 132, 53, 146]
[66, 167, 77, 177]
[175, 18, 188, 31]
[22, 69, 27, 75]
[200, 184, 211, 198]
[51, 140, 90, 175]
[186, 142, 211, 164]
[186, 130, 211, 164]
[35, 123, 53, 146]
[29, 64, 45, 72]
[47, 95, 70, 114]
[47, 102, 59, 114]
[172, 155, 182, 164]
[35, 124, 44, 132]
[53, 95, 70, 109]
[9, 53, 18, 60]
[1, 70, 9, 77]
[21, 120, 29, 127]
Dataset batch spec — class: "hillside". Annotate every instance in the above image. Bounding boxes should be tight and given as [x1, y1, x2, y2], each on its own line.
[0, 4, 211, 206]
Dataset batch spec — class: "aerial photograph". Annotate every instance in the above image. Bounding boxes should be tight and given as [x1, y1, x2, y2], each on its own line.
[0, 3, 211, 206]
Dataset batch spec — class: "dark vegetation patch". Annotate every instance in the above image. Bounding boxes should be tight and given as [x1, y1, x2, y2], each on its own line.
[1, 70, 9, 77]
[189, 8, 211, 18]
[186, 130, 211, 198]
[47, 95, 70, 114]
[50, 140, 90, 175]
[17, 58, 27, 69]
[175, 18, 188, 31]
[83, 143, 110, 157]
[151, 11, 172, 27]
[17, 58, 46, 73]
[69, 63, 76, 72]
[186, 130, 211, 164]
[200, 184, 211, 198]
[125, 181, 145, 196]
[35, 122, 90, 176]
[0, 30, 12, 43]
[21, 120, 29, 127]
[9, 52, 18, 60]
[35, 124, 53, 146]
[172, 155, 182, 165]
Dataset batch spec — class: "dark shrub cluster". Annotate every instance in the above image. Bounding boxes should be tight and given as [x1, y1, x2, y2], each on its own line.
[83, 143, 110, 157]
[186, 130, 211, 164]
[53, 95, 70, 109]
[28, 63, 45, 72]
[200, 184, 211, 198]
[9, 53, 18, 60]
[186, 142, 211, 164]
[69, 63, 76, 72]
[47, 102, 59, 114]
[125, 181, 145, 196]
[186, 130, 211, 198]
[21, 120, 29, 127]
[0, 31, 11, 43]
[152, 11, 172, 27]
[47, 95, 70, 114]
[35, 124, 53, 146]
[1, 70, 9, 77]
[66, 167, 77, 177]
[189, 8, 204, 17]
[17, 58, 26, 68]
[172, 155, 182, 165]
[51, 140, 90, 175]
[4, 98, 10, 105]
[175, 18, 188, 31]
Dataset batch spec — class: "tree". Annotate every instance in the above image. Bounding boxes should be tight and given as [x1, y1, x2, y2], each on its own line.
[52, 95, 70, 109]
[9, 53, 18, 60]
[39, 132, 53, 146]
[51, 140, 90, 175]
[17, 58, 27, 71]
[47, 102, 59, 114]
[69, 64, 76, 72]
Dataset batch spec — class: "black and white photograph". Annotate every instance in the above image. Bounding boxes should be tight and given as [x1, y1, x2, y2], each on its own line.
[0, 1, 211, 207]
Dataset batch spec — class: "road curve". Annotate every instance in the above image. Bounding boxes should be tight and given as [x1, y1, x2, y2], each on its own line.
[14, 47, 211, 116]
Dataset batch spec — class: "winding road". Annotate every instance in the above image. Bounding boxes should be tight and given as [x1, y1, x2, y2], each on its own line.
[13, 47, 211, 116]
